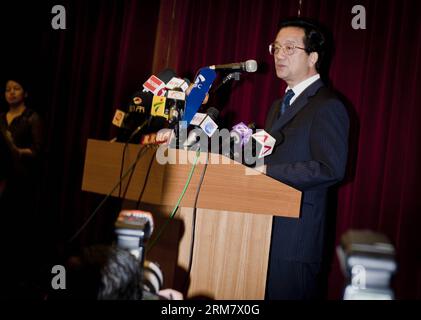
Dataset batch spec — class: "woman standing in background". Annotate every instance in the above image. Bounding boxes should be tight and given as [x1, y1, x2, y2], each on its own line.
[0, 77, 44, 298]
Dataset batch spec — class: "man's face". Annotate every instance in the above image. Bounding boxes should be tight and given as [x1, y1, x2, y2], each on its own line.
[273, 27, 316, 87]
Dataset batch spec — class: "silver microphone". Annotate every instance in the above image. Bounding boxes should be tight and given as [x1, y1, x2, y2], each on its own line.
[209, 59, 258, 73]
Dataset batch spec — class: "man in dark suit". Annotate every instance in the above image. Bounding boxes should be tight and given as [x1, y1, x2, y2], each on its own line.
[263, 18, 349, 299]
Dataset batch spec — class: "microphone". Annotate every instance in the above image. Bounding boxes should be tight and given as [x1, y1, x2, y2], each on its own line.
[220, 122, 254, 161]
[139, 132, 157, 145]
[185, 107, 219, 147]
[139, 128, 175, 146]
[209, 60, 257, 73]
[134, 69, 178, 136]
[113, 69, 178, 143]
[166, 89, 187, 125]
[165, 77, 189, 92]
[181, 67, 217, 126]
[250, 130, 277, 159]
[112, 91, 152, 130]
[190, 107, 219, 137]
[156, 68, 178, 84]
[142, 68, 178, 96]
[231, 122, 254, 146]
[125, 92, 153, 127]
[148, 75, 189, 131]
[242, 129, 284, 167]
[112, 109, 127, 128]
[148, 88, 187, 133]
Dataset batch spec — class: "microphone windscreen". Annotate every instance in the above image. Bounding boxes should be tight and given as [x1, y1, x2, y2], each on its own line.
[245, 60, 258, 72]
[252, 130, 276, 158]
[156, 68, 177, 83]
[206, 107, 219, 121]
[182, 67, 217, 126]
[131, 69, 177, 132]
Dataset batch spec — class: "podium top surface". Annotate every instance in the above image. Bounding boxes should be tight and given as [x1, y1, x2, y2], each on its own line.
[82, 139, 301, 217]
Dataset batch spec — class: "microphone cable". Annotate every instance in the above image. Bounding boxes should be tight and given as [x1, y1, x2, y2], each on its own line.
[145, 145, 202, 253]
[135, 147, 158, 210]
[118, 120, 148, 200]
[67, 143, 150, 244]
[183, 148, 209, 294]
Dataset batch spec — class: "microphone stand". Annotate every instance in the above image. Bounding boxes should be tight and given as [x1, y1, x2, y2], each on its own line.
[211, 71, 241, 94]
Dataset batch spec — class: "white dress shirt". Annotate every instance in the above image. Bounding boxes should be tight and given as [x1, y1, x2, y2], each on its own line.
[287, 74, 320, 105]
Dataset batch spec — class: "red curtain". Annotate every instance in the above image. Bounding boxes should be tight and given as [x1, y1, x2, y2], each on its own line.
[1, 0, 162, 246]
[154, 0, 421, 299]
[1, 0, 420, 299]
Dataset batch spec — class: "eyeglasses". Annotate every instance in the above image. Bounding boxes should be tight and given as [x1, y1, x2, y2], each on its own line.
[269, 43, 306, 56]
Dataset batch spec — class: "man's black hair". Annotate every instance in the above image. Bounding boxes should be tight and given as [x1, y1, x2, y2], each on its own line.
[278, 17, 333, 75]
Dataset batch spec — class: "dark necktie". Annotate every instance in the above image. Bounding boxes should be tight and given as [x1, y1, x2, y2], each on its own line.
[280, 89, 295, 116]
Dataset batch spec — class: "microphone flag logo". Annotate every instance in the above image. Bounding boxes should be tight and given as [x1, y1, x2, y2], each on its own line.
[181, 67, 216, 126]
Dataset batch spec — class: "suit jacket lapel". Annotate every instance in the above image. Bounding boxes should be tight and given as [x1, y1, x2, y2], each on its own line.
[265, 98, 281, 131]
[270, 79, 324, 132]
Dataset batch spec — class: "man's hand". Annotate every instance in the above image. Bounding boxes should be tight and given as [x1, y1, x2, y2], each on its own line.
[186, 83, 209, 104]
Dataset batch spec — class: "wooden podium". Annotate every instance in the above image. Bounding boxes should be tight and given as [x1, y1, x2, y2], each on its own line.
[82, 139, 301, 299]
